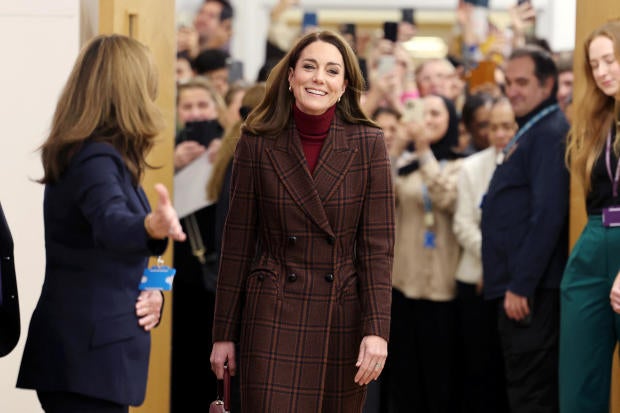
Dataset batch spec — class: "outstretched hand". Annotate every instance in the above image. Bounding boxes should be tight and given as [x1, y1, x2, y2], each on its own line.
[145, 183, 186, 241]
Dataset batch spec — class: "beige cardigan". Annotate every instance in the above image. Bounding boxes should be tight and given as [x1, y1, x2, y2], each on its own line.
[392, 151, 462, 301]
[453, 146, 498, 285]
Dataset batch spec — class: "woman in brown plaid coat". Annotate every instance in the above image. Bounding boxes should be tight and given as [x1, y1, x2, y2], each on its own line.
[210, 30, 395, 412]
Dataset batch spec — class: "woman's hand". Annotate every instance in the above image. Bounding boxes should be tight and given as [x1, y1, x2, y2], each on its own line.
[354, 335, 388, 386]
[136, 290, 163, 331]
[610, 271, 620, 313]
[210, 341, 236, 379]
[174, 140, 206, 171]
[145, 184, 186, 241]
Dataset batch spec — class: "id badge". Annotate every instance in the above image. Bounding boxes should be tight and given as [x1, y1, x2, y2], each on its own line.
[139, 256, 176, 290]
[602, 206, 620, 227]
[423, 230, 436, 249]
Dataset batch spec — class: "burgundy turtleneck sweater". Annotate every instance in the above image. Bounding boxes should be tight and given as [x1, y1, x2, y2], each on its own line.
[293, 103, 336, 174]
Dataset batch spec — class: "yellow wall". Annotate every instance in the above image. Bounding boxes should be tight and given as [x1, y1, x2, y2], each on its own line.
[99, 1, 175, 412]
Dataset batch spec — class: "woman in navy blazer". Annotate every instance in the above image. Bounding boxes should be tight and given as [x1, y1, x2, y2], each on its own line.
[16, 34, 186, 413]
[0, 202, 19, 358]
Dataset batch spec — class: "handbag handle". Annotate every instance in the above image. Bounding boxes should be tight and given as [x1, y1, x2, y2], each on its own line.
[217, 362, 231, 411]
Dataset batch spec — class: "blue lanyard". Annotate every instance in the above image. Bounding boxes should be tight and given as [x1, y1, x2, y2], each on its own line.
[420, 160, 447, 214]
[502, 104, 559, 155]
[605, 130, 620, 198]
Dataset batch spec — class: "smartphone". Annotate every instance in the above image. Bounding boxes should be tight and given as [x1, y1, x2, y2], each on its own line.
[401, 8, 415, 25]
[517, 0, 531, 4]
[302, 11, 318, 32]
[376, 55, 396, 77]
[183, 120, 223, 147]
[402, 98, 425, 123]
[383, 21, 398, 43]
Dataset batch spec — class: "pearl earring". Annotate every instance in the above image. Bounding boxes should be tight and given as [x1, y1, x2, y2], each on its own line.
[288, 85, 292, 92]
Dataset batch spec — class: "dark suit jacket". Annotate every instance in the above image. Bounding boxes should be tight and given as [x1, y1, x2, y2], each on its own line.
[481, 100, 570, 300]
[213, 116, 395, 412]
[0, 202, 20, 357]
[16, 141, 167, 406]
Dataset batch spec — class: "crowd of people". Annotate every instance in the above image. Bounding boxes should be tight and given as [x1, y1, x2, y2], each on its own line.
[167, 1, 620, 413]
[5, 0, 620, 412]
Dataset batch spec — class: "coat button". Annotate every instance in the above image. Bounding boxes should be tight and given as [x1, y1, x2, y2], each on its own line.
[288, 236, 297, 245]
[327, 236, 335, 245]
[287, 273, 297, 282]
[325, 273, 334, 282]
[257, 274, 265, 281]
[2, 256, 10, 261]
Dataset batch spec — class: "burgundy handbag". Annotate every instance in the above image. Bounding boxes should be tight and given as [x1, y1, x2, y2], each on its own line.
[209, 364, 231, 413]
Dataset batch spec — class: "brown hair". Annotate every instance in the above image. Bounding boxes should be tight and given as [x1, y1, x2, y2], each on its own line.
[243, 30, 375, 136]
[566, 20, 620, 193]
[39, 34, 164, 185]
[207, 82, 266, 201]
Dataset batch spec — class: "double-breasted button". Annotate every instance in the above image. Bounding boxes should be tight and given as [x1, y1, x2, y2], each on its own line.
[288, 235, 297, 246]
[325, 273, 334, 282]
[327, 236, 335, 245]
[287, 273, 297, 282]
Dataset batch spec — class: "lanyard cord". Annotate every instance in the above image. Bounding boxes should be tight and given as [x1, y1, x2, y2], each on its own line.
[502, 104, 559, 155]
[605, 129, 620, 198]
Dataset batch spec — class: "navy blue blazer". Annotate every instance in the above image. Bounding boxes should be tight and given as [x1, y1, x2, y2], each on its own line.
[0, 202, 20, 357]
[481, 100, 570, 300]
[17, 141, 167, 406]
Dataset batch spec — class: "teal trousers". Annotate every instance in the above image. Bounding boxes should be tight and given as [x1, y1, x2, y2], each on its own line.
[560, 216, 620, 413]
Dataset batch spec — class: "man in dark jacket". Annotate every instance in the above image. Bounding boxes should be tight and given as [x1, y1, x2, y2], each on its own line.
[0, 202, 19, 357]
[481, 45, 569, 412]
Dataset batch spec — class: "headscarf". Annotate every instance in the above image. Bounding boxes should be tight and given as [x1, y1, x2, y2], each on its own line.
[399, 94, 462, 175]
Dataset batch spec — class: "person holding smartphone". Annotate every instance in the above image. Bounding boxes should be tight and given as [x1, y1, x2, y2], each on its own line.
[388, 94, 464, 412]
[361, 23, 418, 119]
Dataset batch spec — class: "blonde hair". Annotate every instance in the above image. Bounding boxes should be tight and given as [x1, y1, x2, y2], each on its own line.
[566, 19, 620, 193]
[40, 34, 164, 184]
[207, 82, 266, 202]
[176, 76, 226, 127]
[244, 30, 375, 137]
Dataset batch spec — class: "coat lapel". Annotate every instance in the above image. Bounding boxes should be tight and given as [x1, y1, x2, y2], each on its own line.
[312, 118, 357, 204]
[266, 124, 334, 236]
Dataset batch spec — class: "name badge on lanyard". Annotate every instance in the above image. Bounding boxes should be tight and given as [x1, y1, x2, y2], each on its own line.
[140, 256, 176, 290]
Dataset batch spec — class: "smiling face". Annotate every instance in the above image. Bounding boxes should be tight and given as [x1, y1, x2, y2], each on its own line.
[505, 55, 553, 118]
[423, 95, 450, 143]
[288, 40, 347, 115]
[177, 87, 218, 124]
[588, 35, 620, 97]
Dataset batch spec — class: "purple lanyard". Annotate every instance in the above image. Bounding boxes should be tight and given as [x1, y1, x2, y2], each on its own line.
[605, 130, 620, 198]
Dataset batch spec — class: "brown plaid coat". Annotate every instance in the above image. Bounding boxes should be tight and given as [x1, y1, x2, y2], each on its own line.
[213, 115, 395, 412]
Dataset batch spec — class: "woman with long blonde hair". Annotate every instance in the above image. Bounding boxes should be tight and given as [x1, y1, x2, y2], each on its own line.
[561, 19, 620, 413]
[16, 34, 186, 413]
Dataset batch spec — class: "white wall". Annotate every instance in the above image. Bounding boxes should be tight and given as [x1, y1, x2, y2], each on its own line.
[0, 1, 79, 412]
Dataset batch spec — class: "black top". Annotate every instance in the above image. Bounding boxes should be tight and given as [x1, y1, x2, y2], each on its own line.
[586, 128, 619, 215]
